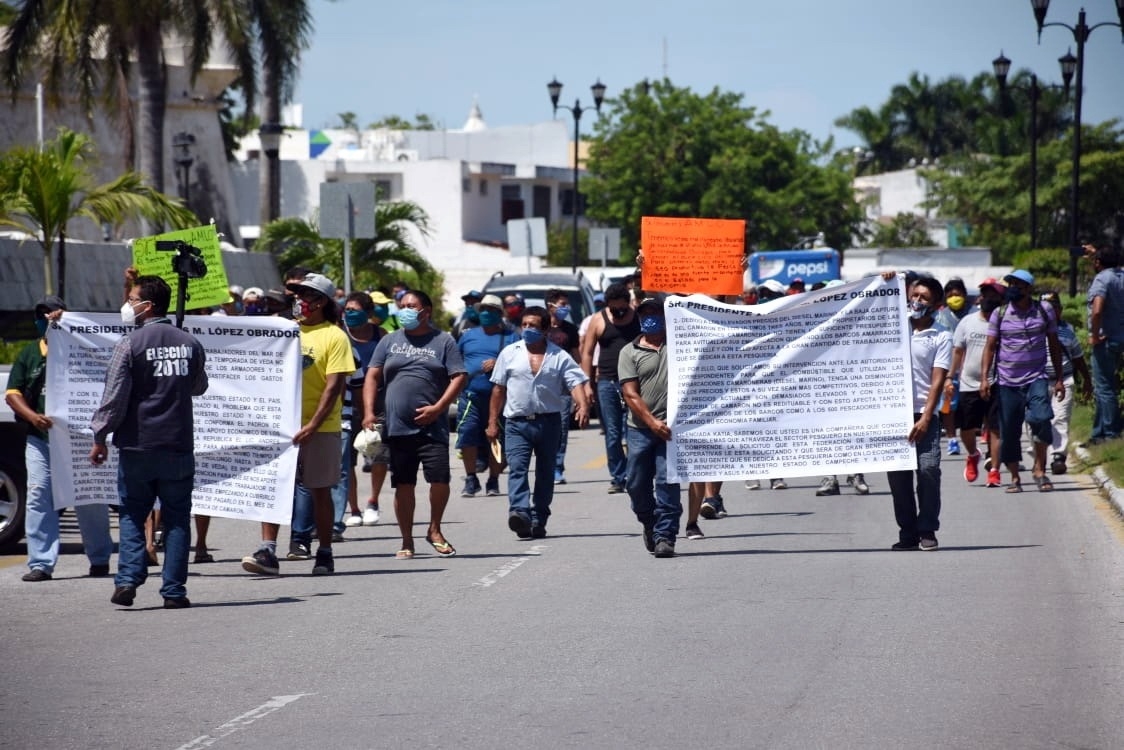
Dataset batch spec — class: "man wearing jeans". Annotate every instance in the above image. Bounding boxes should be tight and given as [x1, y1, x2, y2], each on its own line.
[619, 297, 680, 558]
[980, 270, 1065, 493]
[580, 282, 640, 493]
[488, 306, 589, 539]
[1085, 246, 1124, 444]
[90, 276, 208, 608]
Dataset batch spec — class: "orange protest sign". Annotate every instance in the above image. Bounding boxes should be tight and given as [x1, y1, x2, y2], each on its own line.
[640, 217, 745, 295]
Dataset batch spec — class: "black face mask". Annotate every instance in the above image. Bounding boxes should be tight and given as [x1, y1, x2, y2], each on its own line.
[609, 306, 628, 319]
[979, 298, 1000, 316]
[1004, 286, 1026, 303]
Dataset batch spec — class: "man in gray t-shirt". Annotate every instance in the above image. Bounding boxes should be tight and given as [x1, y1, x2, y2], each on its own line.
[619, 297, 680, 558]
[1085, 246, 1124, 443]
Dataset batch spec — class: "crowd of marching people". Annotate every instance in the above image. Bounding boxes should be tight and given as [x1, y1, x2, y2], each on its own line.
[6, 243, 1122, 604]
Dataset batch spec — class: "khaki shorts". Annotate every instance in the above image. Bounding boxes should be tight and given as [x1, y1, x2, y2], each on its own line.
[299, 431, 342, 489]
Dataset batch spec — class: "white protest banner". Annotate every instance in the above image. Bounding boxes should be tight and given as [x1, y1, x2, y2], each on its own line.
[46, 313, 302, 525]
[666, 275, 916, 483]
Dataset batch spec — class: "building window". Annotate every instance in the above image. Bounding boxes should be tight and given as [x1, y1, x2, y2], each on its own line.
[375, 180, 392, 201]
[463, 178, 471, 193]
[479, 179, 488, 196]
[501, 185, 521, 201]
[560, 188, 586, 217]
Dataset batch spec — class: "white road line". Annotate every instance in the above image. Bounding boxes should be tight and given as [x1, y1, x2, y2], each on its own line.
[473, 545, 548, 588]
[173, 694, 312, 750]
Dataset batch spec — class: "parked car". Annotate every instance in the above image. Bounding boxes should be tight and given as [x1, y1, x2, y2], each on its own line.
[480, 270, 597, 325]
[0, 365, 27, 552]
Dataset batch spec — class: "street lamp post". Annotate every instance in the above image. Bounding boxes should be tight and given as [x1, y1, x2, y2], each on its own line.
[259, 122, 284, 229]
[1032, 0, 1124, 295]
[992, 51, 1073, 249]
[172, 131, 195, 207]
[548, 77, 606, 273]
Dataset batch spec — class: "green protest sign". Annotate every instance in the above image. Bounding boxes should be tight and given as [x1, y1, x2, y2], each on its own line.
[131, 224, 231, 309]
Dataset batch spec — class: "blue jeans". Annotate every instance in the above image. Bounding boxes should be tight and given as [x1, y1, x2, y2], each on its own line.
[116, 450, 194, 599]
[329, 427, 353, 533]
[556, 392, 572, 474]
[625, 426, 681, 543]
[887, 414, 941, 544]
[25, 434, 113, 573]
[597, 378, 628, 486]
[291, 481, 314, 545]
[1090, 340, 1122, 440]
[505, 413, 562, 528]
[997, 380, 1053, 465]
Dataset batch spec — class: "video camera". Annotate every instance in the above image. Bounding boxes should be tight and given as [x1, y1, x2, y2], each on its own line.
[155, 240, 208, 279]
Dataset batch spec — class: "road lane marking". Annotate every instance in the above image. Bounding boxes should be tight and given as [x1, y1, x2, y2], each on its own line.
[473, 545, 548, 588]
[173, 694, 311, 750]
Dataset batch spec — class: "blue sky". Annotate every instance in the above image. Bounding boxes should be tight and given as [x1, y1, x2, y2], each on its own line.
[294, 0, 1124, 148]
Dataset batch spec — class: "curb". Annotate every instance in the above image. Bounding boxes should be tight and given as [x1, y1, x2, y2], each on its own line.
[1074, 446, 1124, 519]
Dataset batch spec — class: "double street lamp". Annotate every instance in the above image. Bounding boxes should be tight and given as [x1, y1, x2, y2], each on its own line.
[548, 77, 606, 273]
[991, 51, 1073, 249]
[1031, 0, 1124, 295]
[172, 132, 195, 207]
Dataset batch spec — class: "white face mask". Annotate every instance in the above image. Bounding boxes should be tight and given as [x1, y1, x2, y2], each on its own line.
[120, 300, 144, 325]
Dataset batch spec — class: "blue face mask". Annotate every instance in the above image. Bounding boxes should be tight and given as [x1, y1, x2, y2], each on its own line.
[522, 328, 545, 345]
[344, 309, 369, 329]
[371, 304, 388, 321]
[554, 305, 571, 321]
[397, 307, 421, 331]
[34, 318, 48, 337]
[478, 309, 501, 327]
[908, 300, 931, 320]
[464, 308, 480, 324]
[639, 315, 664, 334]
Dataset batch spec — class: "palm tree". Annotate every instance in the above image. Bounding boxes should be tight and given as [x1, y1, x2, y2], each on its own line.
[3, 0, 257, 194]
[0, 128, 196, 297]
[257, 199, 436, 291]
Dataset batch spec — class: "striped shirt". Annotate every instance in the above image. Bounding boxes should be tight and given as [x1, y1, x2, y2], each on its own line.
[987, 301, 1056, 388]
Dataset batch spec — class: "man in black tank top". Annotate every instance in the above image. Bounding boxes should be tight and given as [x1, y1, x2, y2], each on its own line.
[580, 282, 641, 492]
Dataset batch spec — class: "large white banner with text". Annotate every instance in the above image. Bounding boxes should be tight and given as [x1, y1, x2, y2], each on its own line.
[46, 313, 302, 524]
[666, 276, 916, 482]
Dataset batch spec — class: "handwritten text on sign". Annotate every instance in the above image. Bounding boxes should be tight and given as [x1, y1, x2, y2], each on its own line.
[640, 216, 745, 296]
[132, 224, 231, 309]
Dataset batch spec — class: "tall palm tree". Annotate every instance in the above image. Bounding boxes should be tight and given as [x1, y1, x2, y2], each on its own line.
[3, 0, 256, 194]
[0, 127, 196, 296]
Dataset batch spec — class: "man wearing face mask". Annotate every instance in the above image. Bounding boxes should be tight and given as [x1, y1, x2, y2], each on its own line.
[502, 294, 525, 327]
[241, 287, 267, 316]
[369, 289, 400, 334]
[1085, 245, 1124, 445]
[948, 279, 1006, 488]
[580, 282, 641, 493]
[456, 294, 518, 497]
[90, 277, 208, 606]
[487, 306, 589, 540]
[546, 288, 581, 485]
[980, 270, 1065, 493]
[7, 297, 114, 582]
[363, 291, 466, 559]
[452, 290, 483, 340]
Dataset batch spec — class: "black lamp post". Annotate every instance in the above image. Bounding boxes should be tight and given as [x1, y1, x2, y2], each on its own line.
[548, 77, 607, 273]
[992, 51, 1073, 249]
[1032, 0, 1124, 296]
[172, 132, 195, 207]
[259, 122, 284, 227]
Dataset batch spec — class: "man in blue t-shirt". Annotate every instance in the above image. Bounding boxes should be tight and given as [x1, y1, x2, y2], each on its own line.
[455, 294, 516, 497]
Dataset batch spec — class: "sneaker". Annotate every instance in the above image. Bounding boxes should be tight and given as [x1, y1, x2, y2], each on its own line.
[508, 511, 533, 540]
[642, 523, 655, 553]
[653, 539, 676, 558]
[554, 470, 566, 485]
[964, 452, 981, 483]
[22, 569, 52, 582]
[891, 540, 919, 551]
[850, 474, 870, 495]
[362, 505, 380, 525]
[531, 525, 547, 539]
[986, 469, 1002, 488]
[947, 438, 961, 455]
[163, 597, 192, 609]
[1050, 453, 1067, 475]
[920, 535, 938, 551]
[110, 585, 137, 606]
[485, 477, 501, 496]
[770, 478, 788, 490]
[815, 476, 840, 496]
[607, 482, 625, 494]
[714, 495, 728, 518]
[242, 548, 280, 576]
[684, 523, 705, 540]
[331, 531, 345, 543]
[345, 513, 362, 527]
[699, 497, 719, 519]
[286, 540, 311, 560]
[312, 548, 335, 575]
[462, 475, 482, 497]
[745, 479, 761, 490]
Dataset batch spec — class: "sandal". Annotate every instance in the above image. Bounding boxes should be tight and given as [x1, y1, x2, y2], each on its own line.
[425, 534, 456, 557]
[193, 551, 215, 564]
[1034, 475, 1054, 492]
[1005, 482, 1023, 493]
[395, 549, 414, 560]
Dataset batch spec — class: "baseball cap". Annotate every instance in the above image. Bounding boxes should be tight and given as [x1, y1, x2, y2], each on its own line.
[475, 294, 504, 311]
[1004, 269, 1035, 286]
[461, 289, 483, 302]
[35, 295, 66, 315]
[242, 286, 264, 300]
[369, 291, 392, 305]
[503, 294, 525, 308]
[636, 297, 663, 314]
[978, 277, 1007, 294]
[759, 279, 786, 295]
[286, 272, 335, 299]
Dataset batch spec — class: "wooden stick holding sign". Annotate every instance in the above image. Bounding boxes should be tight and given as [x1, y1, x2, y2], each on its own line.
[640, 217, 745, 296]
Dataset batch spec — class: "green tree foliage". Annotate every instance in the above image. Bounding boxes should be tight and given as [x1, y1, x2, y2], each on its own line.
[867, 213, 935, 248]
[367, 114, 439, 131]
[0, 128, 196, 297]
[337, 112, 359, 131]
[582, 79, 864, 253]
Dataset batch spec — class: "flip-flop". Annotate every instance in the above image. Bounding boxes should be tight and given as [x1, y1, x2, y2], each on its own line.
[1005, 482, 1023, 493]
[1034, 475, 1054, 492]
[395, 549, 415, 560]
[425, 534, 457, 557]
[192, 552, 215, 564]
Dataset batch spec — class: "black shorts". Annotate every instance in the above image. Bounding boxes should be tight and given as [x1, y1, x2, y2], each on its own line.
[957, 390, 999, 432]
[386, 433, 451, 487]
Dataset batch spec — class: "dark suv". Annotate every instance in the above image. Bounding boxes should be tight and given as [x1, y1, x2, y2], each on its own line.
[480, 271, 597, 325]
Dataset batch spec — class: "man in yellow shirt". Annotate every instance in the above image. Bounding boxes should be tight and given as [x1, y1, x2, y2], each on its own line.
[242, 273, 353, 576]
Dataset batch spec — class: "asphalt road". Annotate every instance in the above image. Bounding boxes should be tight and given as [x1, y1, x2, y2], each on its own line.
[2, 427, 1123, 750]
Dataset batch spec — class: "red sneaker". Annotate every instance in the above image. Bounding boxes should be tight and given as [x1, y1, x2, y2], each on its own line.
[986, 469, 1002, 488]
[964, 452, 980, 483]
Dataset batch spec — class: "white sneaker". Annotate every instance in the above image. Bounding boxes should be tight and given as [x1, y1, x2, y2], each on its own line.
[344, 513, 362, 527]
[744, 479, 761, 490]
[362, 506, 380, 525]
